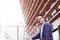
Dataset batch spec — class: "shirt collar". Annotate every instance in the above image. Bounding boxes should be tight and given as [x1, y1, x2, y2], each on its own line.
[41, 21, 45, 26]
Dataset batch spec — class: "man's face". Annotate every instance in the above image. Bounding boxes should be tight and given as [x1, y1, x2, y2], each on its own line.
[36, 16, 44, 24]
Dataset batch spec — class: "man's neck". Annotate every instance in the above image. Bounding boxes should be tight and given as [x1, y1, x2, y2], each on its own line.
[41, 21, 45, 26]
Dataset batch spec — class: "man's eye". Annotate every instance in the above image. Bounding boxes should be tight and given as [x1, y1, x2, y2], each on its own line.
[37, 19, 39, 20]
[39, 18, 41, 19]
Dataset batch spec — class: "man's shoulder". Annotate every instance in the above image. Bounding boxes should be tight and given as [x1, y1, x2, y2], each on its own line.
[44, 22, 51, 25]
[44, 22, 53, 29]
[44, 22, 53, 27]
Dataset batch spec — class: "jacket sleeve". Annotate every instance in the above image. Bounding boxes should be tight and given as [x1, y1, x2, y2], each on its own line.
[32, 32, 40, 39]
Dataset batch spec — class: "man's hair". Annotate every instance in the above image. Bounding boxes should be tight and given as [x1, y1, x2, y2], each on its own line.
[37, 14, 43, 17]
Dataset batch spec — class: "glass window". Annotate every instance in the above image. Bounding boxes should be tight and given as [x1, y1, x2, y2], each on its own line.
[50, 10, 56, 19]
[58, 5, 60, 11]
[52, 10, 56, 16]
[5, 27, 17, 40]
[50, 0, 56, 8]
[52, 18, 60, 40]
[58, 5, 60, 9]
[52, 24, 59, 40]
[53, 30, 59, 40]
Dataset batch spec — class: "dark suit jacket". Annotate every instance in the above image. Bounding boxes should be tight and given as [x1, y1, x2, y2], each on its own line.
[32, 22, 53, 40]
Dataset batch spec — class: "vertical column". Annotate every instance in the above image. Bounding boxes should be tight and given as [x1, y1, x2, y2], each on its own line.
[0, 26, 1, 40]
[58, 25, 60, 40]
[1, 27, 6, 40]
[17, 26, 19, 40]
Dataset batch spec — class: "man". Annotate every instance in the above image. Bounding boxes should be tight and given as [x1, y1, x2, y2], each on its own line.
[32, 15, 53, 40]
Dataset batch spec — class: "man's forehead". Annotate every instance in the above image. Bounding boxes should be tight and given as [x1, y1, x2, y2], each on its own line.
[37, 16, 43, 18]
[36, 16, 43, 20]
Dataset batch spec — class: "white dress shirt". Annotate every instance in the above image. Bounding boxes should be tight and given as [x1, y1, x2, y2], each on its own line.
[40, 21, 45, 40]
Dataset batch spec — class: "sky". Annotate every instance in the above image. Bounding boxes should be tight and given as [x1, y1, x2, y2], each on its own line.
[0, 0, 25, 40]
[0, 0, 25, 26]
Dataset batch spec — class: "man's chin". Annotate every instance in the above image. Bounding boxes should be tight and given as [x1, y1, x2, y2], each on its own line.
[40, 22, 43, 25]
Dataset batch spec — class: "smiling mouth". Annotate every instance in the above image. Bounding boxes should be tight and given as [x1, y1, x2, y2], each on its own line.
[37, 21, 40, 23]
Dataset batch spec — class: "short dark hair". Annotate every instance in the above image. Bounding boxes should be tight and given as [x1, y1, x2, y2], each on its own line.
[37, 14, 43, 17]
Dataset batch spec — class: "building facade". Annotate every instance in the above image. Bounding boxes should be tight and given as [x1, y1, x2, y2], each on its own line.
[19, 0, 60, 40]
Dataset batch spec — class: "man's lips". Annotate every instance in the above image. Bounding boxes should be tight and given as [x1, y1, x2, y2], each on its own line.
[37, 21, 41, 23]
